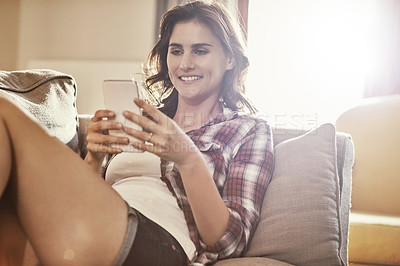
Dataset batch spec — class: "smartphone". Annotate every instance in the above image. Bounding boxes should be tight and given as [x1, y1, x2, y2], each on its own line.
[102, 80, 143, 152]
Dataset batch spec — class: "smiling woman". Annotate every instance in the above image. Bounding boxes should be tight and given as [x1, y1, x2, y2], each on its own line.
[246, 0, 382, 128]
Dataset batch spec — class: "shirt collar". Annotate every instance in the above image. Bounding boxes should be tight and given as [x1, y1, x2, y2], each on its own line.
[202, 103, 238, 127]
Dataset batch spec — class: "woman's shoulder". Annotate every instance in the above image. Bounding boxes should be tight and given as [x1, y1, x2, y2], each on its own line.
[211, 112, 272, 147]
[196, 108, 272, 142]
[218, 112, 273, 155]
[230, 112, 271, 132]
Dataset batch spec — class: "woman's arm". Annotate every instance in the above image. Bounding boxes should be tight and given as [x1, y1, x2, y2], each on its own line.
[214, 120, 274, 257]
[175, 149, 230, 246]
[190, 118, 274, 259]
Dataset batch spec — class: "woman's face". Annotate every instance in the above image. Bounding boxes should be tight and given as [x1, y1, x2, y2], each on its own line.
[167, 19, 234, 105]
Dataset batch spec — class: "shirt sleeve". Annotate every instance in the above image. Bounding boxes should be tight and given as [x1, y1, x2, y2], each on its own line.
[202, 120, 274, 259]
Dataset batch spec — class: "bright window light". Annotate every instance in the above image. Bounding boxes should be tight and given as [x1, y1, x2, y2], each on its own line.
[246, 0, 381, 129]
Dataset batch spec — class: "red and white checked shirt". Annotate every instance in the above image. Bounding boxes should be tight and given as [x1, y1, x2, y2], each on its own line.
[160, 106, 274, 264]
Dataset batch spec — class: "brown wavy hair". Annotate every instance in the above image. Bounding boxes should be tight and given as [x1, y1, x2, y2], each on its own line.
[143, 0, 256, 118]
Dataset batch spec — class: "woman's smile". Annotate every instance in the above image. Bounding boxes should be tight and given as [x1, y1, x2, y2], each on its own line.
[179, 75, 203, 82]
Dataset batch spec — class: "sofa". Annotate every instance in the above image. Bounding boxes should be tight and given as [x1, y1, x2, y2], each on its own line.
[336, 95, 400, 266]
[1, 69, 355, 265]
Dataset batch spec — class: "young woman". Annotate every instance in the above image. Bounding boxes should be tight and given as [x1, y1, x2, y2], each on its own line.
[0, 1, 273, 265]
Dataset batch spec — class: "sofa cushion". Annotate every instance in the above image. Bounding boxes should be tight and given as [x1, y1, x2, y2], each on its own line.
[245, 123, 345, 265]
[0, 69, 78, 151]
[349, 211, 400, 265]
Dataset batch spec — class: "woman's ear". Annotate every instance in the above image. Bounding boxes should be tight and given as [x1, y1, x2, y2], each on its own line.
[226, 55, 235, 70]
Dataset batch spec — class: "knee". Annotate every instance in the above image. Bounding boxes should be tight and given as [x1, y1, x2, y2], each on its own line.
[0, 97, 9, 116]
[0, 98, 25, 127]
[0, 97, 19, 116]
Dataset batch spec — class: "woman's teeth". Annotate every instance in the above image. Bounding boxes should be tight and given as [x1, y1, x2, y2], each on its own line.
[180, 76, 201, 81]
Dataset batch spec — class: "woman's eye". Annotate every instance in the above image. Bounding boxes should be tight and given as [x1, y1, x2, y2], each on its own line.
[170, 49, 183, 55]
[194, 49, 208, 55]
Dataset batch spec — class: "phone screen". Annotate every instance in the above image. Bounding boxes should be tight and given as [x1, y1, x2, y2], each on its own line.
[103, 80, 143, 152]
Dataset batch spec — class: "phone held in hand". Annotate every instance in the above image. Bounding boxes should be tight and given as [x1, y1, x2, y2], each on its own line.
[103, 80, 144, 153]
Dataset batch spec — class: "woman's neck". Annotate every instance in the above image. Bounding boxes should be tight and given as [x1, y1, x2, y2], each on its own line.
[174, 97, 222, 131]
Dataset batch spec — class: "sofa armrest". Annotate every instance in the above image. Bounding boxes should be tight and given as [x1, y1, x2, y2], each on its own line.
[336, 132, 355, 264]
[77, 114, 93, 158]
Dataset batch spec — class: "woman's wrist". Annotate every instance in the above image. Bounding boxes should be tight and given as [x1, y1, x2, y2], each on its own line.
[175, 148, 203, 172]
[84, 152, 105, 173]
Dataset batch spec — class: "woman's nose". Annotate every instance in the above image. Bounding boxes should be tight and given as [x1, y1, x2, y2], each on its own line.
[179, 54, 195, 71]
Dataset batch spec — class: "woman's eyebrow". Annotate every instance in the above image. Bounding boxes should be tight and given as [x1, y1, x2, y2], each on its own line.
[192, 43, 213, 49]
[168, 43, 213, 48]
[169, 43, 182, 48]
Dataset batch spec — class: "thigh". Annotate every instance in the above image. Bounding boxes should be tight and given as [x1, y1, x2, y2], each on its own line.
[23, 241, 40, 266]
[0, 195, 27, 266]
[122, 211, 188, 266]
[1, 99, 129, 266]
[0, 195, 40, 266]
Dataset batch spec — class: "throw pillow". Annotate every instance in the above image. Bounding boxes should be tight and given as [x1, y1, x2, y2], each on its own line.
[245, 123, 345, 266]
[0, 69, 78, 151]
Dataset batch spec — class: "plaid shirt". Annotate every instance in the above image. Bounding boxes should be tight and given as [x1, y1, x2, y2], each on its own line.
[161, 106, 274, 264]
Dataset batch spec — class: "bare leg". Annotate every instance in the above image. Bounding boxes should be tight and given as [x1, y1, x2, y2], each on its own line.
[0, 194, 39, 266]
[23, 241, 40, 266]
[0, 195, 27, 266]
[0, 98, 129, 266]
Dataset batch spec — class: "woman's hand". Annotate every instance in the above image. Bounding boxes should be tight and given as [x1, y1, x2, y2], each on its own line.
[122, 98, 200, 166]
[84, 110, 130, 170]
